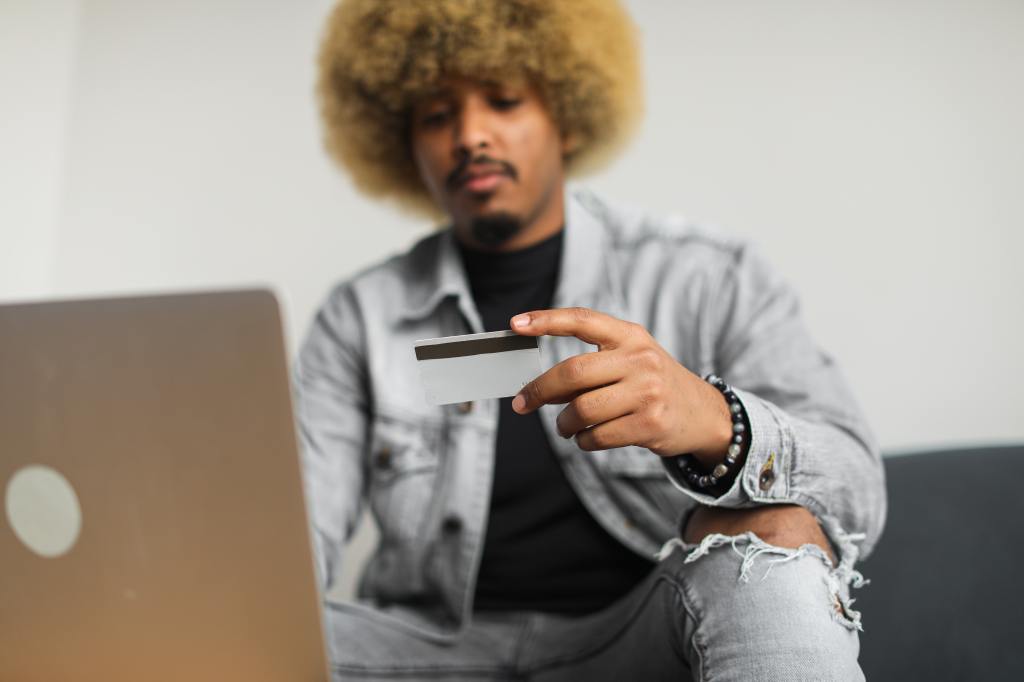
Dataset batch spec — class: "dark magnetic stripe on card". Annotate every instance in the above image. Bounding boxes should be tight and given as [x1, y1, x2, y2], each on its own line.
[415, 334, 537, 360]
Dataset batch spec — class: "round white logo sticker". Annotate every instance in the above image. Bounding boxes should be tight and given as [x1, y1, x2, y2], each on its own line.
[4, 465, 82, 558]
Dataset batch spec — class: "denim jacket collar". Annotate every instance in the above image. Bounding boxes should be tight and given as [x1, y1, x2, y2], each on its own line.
[396, 227, 468, 323]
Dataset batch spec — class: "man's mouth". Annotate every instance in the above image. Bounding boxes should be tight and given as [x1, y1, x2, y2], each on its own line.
[447, 157, 518, 194]
[461, 170, 507, 193]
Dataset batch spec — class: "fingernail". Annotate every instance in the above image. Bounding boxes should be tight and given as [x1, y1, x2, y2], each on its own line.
[511, 314, 531, 329]
[511, 393, 525, 412]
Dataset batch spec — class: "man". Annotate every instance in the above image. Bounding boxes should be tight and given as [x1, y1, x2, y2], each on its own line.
[296, 0, 886, 679]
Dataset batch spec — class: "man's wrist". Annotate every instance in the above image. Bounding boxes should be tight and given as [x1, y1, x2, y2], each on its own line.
[675, 374, 751, 492]
[691, 379, 739, 466]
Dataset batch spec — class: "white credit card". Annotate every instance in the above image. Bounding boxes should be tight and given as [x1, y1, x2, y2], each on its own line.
[414, 330, 542, 406]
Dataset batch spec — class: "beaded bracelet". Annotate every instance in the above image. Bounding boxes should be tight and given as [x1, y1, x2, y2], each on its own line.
[679, 374, 748, 489]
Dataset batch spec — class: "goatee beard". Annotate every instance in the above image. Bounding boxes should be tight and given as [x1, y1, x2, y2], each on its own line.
[470, 213, 523, 248]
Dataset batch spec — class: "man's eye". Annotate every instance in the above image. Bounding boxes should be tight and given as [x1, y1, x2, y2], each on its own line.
[490, 96, 521, 111]
[420, 110, 451, 127]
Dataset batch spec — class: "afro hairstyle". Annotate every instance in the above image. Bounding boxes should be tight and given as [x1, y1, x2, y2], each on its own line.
[316, 0, 643, 215]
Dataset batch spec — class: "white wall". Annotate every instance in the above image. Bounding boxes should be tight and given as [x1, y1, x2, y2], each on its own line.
[603, 0, 1024, 454]
[45, 0, 423, 351]
[0, 0, 79, 299]
[3, 0, 1022, 597]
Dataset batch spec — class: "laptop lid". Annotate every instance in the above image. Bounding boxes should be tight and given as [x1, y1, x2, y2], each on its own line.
[0, 290, 328, 681]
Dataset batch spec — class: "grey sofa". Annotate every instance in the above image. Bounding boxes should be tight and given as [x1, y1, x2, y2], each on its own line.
[856, 445, 1023, 680]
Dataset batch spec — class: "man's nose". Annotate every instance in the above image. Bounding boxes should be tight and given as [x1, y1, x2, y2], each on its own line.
[452, 98, 493, 156]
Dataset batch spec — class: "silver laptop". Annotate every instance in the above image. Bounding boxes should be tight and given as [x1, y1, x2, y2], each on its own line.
[0, 290, 329, 681]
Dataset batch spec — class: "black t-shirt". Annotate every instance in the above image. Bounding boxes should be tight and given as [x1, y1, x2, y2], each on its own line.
[458, 228, 653, 615]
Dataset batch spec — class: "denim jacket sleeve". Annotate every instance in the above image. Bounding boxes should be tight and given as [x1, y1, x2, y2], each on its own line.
[662, 242, 887, 559]
[293, 283, 371, 591]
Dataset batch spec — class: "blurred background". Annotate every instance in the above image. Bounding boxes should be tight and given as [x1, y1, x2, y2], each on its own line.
[3, 0, 1022, 598]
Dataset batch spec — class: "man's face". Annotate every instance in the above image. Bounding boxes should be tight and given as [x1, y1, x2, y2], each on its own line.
[409, 77, 569, 249]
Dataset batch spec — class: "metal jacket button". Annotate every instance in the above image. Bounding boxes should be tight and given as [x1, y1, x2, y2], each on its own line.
[442, 515, 463, 534]
[758, 452, 777, 491]
[374, 447, 392, 470]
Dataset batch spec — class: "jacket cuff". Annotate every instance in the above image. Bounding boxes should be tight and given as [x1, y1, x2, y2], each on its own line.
[662, 387, 793, 507]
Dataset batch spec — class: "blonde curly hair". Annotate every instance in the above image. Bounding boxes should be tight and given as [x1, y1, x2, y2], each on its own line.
[316, 0, 642, 215]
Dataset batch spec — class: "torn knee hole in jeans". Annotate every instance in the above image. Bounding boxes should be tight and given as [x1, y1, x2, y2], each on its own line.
[658, 532, 829, 582]
[831, 591, 860, 630]
[824, 566, 863, 632]
[655, 531, 866, 632]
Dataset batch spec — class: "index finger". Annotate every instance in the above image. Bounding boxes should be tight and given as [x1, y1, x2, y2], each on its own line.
[510, 307, 637, 350]
[511, 347, 631, 414]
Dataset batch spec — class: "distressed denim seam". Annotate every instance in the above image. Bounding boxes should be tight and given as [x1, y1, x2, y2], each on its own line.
[673, 574, 710, 682]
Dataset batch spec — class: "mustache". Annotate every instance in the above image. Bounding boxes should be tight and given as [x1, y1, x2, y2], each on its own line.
[446, 154, 519, 191]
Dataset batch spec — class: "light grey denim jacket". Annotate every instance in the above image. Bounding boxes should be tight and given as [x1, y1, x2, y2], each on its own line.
[293, 189, 886, 638]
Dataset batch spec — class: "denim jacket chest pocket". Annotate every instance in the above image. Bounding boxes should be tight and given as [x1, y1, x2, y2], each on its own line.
[594, 446, 693, 535]
[367, 412, 443, 545]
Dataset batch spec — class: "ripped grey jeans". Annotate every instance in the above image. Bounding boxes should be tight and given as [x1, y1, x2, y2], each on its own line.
[324, 532, 867, 681]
